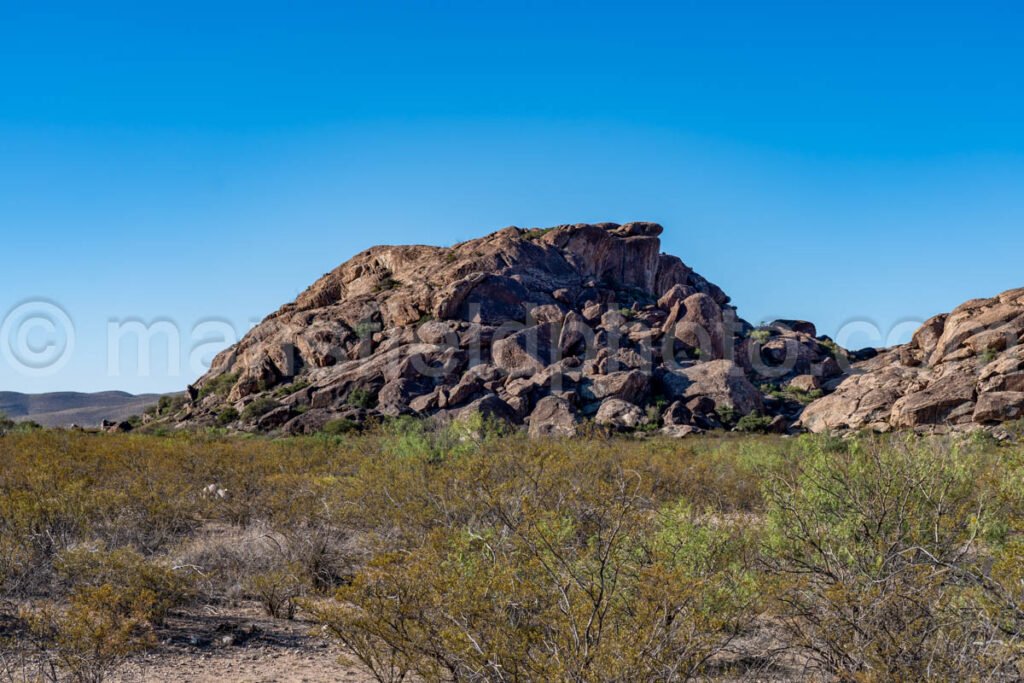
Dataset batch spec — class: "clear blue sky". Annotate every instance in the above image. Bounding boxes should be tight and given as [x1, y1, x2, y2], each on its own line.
[2, 1, 1023, 394]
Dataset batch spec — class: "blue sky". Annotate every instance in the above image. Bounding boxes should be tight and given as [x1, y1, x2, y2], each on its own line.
[1, 1, 1022, 394]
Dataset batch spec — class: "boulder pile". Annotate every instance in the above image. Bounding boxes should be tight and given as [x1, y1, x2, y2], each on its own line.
[801, 288, 1024, 434]
[173, 222, 853, 435]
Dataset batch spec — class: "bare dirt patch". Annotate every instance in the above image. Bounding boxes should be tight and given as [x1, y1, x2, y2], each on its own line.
[110, 603, 372, 683]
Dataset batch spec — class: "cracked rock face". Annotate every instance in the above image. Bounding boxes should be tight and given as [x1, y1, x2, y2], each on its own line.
[799, 288, 1024, 434]
[173, 222, 849, 436]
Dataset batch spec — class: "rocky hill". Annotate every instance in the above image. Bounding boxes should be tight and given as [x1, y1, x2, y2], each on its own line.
[173, 222, 847, 436]
[800, 287, 1024, 434]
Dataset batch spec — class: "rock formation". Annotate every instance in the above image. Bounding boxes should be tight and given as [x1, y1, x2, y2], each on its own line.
[173, 222, 849, 435]
[800, 288, 1024, 434]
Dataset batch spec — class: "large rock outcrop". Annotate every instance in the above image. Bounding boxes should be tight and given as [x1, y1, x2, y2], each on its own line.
[173, 222, 848, 435]
[800, 288, 1024, 433]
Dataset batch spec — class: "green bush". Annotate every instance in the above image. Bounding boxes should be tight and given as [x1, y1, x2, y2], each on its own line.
[715, 403, 736, 427]
[522, 227, 555, 240]
[353, 321, 380, 339]
[322, 418, 360, 436]
[818, 338, 842, 360]
[748, 328, 771, 344]
[216, 407, 239, 426]
[763, 437, 1022, 679]
[199, 373, 238, 398]
[313, 479, 759, 681]
[346, 387, 377, 409]
[241, 397, 280, 422]
[763, 384, 823, 405]
[150, 394, 187, 416]
[0, 413, 41, 435]
[55, 546, 192, 626]
[23, 584, 157, 683]
[636, 403, 663, 432]
[734, 412, 773, 433]
[273, 379, 309, 398]
[374, 276, 399, 293]
[246, 565, 307, 620]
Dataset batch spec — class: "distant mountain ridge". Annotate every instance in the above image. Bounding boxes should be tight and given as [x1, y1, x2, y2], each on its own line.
[0, 391, 162, 428]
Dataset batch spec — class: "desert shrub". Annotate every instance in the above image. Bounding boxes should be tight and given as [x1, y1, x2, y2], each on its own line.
[171, 523, 284, 605]
[0, 489, 91, 596]
[216, 407, 239, 426]
[762, 384, 823, 405]
[522, 227, 555, 240]
[0, 414, 41, 436]
[374, 276, 399, 292]
[734, 412, 773, 433]
[255, 467, 360, 592]
[322, 418, 360, 436]
[0, 413, 41, 435]
[273, 379, 309, 398]
[241, 397, 280, 422]
[346, 387, 378, 409]
[636, 404, 664, 433]
[314, 487, 759, 681]
[763, 436, 1024, 679]
[22, 584, 158, 683]
[54, 547, 192, 626]
[353, 321, 380, 339]
[785, 386, 823, 403]
[311, 433, 772, 680]
[818, 337, 842, 360]
[377, 412, 508, 464]
[715, 403, 736, 427]
[149, 394, 186, 417]
[0, 536, 34, 600]
[246, 565, 307, 619]
[198, 372, 237, 398]
[446, 410, 514, 443]
[279, 519, 357, 593]
[748, 328, 771, 344]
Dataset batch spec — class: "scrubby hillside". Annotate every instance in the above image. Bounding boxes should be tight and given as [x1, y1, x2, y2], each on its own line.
[174, 222, 847, 435]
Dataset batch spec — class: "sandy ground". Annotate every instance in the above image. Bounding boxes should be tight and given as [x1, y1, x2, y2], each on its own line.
[111, 603, 375, 683]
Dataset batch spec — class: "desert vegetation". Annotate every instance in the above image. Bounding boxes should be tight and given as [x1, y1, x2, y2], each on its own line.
[2, 421, 1024, 681]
